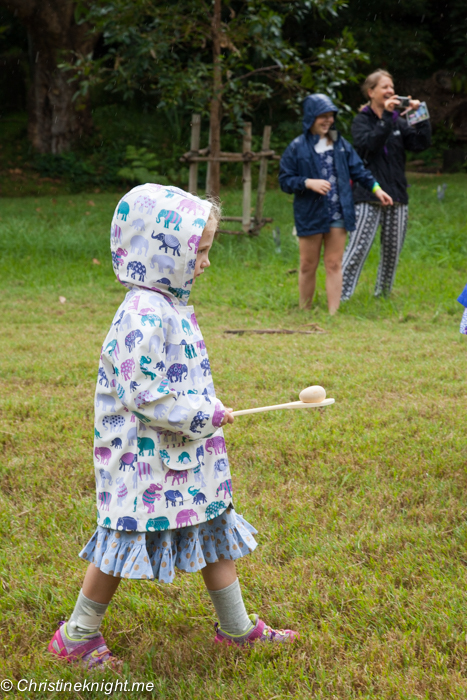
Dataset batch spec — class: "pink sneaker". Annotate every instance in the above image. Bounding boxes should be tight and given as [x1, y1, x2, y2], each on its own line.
[214, 614, 299, 646]
[48, 622, 121, 670]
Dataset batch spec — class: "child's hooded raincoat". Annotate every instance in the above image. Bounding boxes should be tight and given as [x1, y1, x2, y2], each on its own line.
[94, 184, 231, 533]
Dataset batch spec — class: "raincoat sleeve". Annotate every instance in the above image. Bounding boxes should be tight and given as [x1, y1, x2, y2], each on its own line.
[279, 140, 308, 194]
[351, 110, 393, 156]
[345, 140, 376, 192]
[102, 319, 226, 441]
[400, 117, 431, 152]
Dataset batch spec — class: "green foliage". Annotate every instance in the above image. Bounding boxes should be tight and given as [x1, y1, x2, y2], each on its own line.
[445, 0, 467, 73]
[65, 0, 367, 133]
[300, 28, 369, 134]
[32, 150, 124, 192]
[406, 124, 458, 167]
[118, 145, 168, 185]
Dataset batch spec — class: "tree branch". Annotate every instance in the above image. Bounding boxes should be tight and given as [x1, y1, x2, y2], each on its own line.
[237, 65, 281, 80]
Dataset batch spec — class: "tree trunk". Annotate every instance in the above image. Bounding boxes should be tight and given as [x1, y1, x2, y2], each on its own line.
[208, 0, 222, 197]
[0, 0, 98, 153]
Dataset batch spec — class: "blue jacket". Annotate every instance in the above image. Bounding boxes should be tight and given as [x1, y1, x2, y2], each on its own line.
[279, 94, 377, 235]
[458, 283, 467, 307]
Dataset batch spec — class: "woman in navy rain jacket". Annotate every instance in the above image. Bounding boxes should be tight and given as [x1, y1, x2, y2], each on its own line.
[279, 93, 392, 314]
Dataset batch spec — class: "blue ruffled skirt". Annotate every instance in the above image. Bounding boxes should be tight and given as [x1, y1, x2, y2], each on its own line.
[79, 507, 258, 584]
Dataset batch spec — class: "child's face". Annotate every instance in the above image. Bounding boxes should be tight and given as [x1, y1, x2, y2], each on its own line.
[310, 111, 335, 137]
[193, 215, 217, 280]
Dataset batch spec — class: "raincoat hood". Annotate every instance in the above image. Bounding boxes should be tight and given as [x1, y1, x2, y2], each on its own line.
[110, 184, 211, 307]
[302, 94, 339, 134]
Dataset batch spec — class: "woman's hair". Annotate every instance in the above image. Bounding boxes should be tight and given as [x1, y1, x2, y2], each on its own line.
[361, 69, 393, 100]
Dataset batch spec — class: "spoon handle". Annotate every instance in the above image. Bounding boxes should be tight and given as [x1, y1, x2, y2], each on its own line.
[231, 398, 334, 417]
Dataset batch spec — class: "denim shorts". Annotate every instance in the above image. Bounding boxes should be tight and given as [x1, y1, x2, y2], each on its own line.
[329, 219, 345, 229]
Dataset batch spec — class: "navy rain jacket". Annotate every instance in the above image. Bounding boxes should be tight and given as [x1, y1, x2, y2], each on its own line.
[279, 94, 376, 236]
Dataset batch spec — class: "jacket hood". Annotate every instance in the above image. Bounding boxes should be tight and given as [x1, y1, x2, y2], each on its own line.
[110, 184, 211, 307]
[303, 94, 339, 134]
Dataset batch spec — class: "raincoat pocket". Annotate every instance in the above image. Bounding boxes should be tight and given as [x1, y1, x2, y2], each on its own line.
[158, 439, 205, 472]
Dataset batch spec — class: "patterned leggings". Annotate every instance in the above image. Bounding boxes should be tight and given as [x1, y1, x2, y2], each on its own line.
[341, 202, 409, 300]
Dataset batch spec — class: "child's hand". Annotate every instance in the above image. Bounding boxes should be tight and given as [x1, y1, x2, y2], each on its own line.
[220, 407, 234, 426]
[375, 189, 393, 206]
[305, 178, 331, 195]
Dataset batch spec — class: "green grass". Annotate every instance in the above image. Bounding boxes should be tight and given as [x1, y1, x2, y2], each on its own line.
[1, 175, 467, 698]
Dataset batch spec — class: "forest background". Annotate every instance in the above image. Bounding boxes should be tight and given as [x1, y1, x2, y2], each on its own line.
[0, 0, 466, 196]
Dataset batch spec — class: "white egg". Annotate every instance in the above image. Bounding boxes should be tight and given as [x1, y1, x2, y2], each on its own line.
[299, 385, 326, 403]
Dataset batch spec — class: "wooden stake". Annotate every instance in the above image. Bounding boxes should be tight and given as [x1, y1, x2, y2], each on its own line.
[242, 122, 252, 233]
[255, 125, 271, 230]
[208, 0, 222, 197]
[188, 114, 201, 194]
[205, 124, 212, 195]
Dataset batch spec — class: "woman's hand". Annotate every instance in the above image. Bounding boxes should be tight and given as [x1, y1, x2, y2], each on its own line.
[383, 95, 401, 112]
[305, 178, 331, 195]
[220, 407, 234, 426]
[375, 189, 393, 206]
[400, 96, 421, 116]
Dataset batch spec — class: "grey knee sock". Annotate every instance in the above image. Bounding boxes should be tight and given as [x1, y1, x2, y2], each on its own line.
[66, 589, 109, 640]
[207, 578, 253, 636]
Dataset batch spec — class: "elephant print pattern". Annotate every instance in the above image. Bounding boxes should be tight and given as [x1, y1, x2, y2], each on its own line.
[92, 183, 232, 533]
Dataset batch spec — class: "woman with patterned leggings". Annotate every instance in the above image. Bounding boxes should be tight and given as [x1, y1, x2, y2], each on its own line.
[341, 69, 431, 300]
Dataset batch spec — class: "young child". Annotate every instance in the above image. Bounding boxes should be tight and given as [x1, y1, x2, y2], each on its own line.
[279, 93, 393, 314]
[48, 184, 298, 669]
[458, 283, 467, 335]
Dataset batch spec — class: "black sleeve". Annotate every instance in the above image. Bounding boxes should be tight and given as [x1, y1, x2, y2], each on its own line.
[351, 110, 393, 158]
[345, 140, 376, 192]
[400, 118, 432, 153]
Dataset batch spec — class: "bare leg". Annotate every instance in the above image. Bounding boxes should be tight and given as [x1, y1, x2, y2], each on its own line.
[298, 234, 323, 309]
[201, 559, 237, 591]
[323, 226, 347, 314]
[82, 563, 121, 605]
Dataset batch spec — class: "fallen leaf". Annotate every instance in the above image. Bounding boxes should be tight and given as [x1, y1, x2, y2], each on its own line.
[87, 200, 95, 206]
[36, 207, 42, 213]
[93, 258, 101, 265]
[51, 198, 57, 204]
[85, 211, 90, 215]
[59, 296, 66, 304]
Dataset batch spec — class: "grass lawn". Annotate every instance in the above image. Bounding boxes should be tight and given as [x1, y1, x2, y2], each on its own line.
[1, 174, 467, 698]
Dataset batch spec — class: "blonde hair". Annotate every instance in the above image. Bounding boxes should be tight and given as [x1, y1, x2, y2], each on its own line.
[204, 194, 222, 223]
[361, 69, 393, 100]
